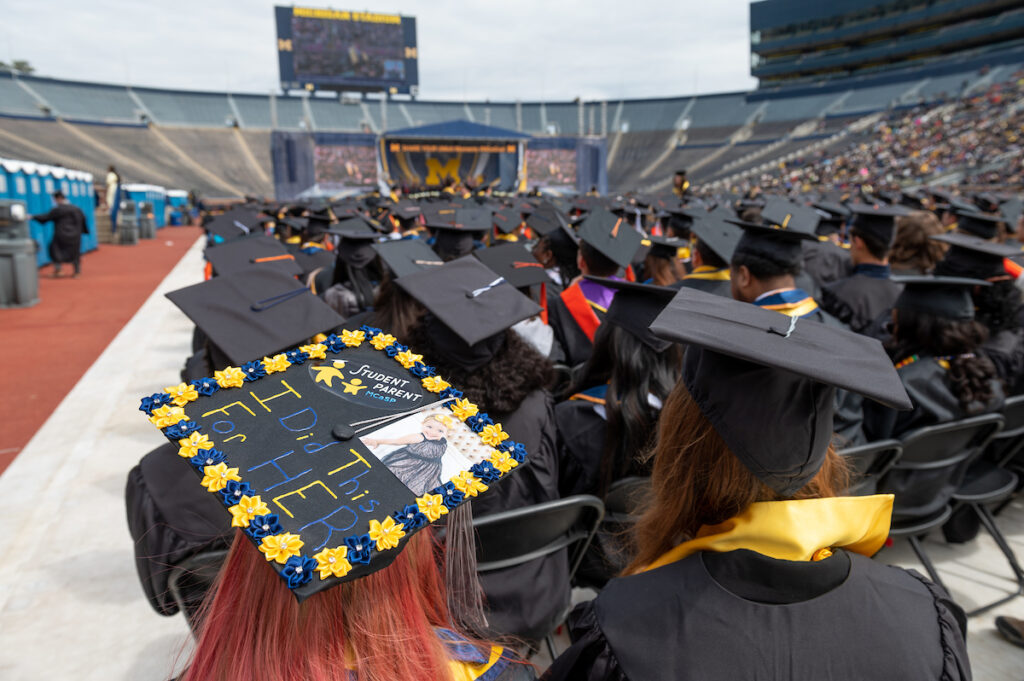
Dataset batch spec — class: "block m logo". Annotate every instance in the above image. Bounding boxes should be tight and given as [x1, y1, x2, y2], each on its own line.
[425, 157, 461, 185]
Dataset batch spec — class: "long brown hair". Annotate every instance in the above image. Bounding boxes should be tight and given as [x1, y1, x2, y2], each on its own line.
[890, 211, 947, 273]
[625, 381, 849, 574]
[643, 252, 686, 286]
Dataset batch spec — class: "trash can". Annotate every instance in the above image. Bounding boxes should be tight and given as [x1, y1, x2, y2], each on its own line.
[139, 201, 156, 239]
[119, 199, 139, 245]
[0, 200, 40, 308]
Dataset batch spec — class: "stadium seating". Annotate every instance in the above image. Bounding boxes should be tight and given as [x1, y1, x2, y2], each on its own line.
[134, 88, 234, 127]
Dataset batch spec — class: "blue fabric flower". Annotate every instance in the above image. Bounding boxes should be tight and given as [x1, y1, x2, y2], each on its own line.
[499, 441, 528, 463]
[139, 393, 172, 414]
[189, 448, 227, 471]
[344, 534, 373, 565]
[469, 461, 502, 484]
[219, 479, 255, 506]
[322, 334, 346, 353]
[240, 360, 266, 382]
[164, 419, 201, 440]
[465, 413, 494, 433]
[190, 377, 219, 396]
[385, 343, 408, 357]
[286, 349, 309, 365]
[410, 362, 436, 378]
[360, 325, 382, 337]
[433, 482, 466, 510]
[281, 554, 317, 588]
[247, 513, 283, 539]
[440, 387, 464, 401]
[393, 504, 428, 532]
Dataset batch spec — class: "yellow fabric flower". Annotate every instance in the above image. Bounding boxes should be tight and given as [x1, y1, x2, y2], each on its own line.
[480, 423, 509, 447]
[177, 432, 214, 458]
[451, 398, 479, 421]
[369, 516, 406, 551]
[163, 382, 199, 407]
[421, 376, 450, 393]
[301, 343, 327, 359]
[451, 471, 488, 498]
[262, 354, 291, 374]
[395, 350, 424, 369]
[259, 532, 304, 564]
[228, 495, 270, 527]
[370, 333, 397, 350]
[313, 546, 352, 579]
[149, 405, 186, 428]
[312, 332, 328, 344]
[488, 450, 518, 474]
[214, 366, 246, 388]
[416, 493, 449, 522]
[341, 329, 365, 347]
[201, 462, 241, 492]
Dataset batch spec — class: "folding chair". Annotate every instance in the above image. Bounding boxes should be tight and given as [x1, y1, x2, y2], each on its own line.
[837, 439, 902, 496]
[474, 495, 604, 659]
[880, 414, 1003, 602]
[167, 549, 229, 635]
[574, 476, 651, 591]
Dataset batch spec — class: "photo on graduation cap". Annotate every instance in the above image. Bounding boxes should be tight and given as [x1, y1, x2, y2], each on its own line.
[359, 408, 483, 496]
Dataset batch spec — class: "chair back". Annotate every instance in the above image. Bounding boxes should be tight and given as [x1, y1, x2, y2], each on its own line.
[881, 413, 1003, 520]
[837, 439, 902, 496]
[474, 495, 604, 579]
[986, 394, 1024, 466]
[604, 476, 652, 520]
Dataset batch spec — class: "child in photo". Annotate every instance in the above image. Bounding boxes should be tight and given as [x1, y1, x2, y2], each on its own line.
[362, 414, 453, 495]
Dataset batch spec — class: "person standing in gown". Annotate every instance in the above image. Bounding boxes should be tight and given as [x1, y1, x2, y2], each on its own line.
[32, 191, 89, 278]
[105, 165, 120, 229]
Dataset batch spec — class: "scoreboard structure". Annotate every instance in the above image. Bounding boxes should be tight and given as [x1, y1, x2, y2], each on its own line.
[275, 6, 418, 95]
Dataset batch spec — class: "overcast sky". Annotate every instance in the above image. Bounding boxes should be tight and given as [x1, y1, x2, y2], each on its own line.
[4, 0, 758, 101]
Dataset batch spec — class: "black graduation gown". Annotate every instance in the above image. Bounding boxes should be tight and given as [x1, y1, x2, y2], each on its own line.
[33, 203, 89, 263]
[820, 272, 903, 334]
[547, 291, 603, 368]
[471, 389, 566, 643]
[545, 550, 970, 681]
[671, 274, 732, 297]
[554, 399, 607, 498]
[802, 239, 852, 289]
[982, 328, 1024, 395]
[124, 442, 233, 618]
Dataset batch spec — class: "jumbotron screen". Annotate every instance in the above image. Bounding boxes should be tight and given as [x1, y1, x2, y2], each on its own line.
[275, 6, 418, 94]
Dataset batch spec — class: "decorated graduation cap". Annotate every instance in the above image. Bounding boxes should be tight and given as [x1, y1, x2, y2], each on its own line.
[473, 243, 548, 289]
[395, 255, 541, 347]
[893, 275, 990, 320]
[585, 277, 676, 351]
[932, 232, 1024, 280]
[847, 203, 910, 246]
[650, 287, 912, 495]
[577, 208, 643, 269]
[204, 234, 302, 278]
[139, 319, 531, 601]
[690, 209, 743, 263]
[372, 239, 444, 279]
[954, 210, 1004, 240]
[166, 268, 344, 366]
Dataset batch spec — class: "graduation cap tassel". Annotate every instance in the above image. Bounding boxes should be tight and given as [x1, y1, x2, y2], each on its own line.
[445, 502, 488, 635]
[249, 287, 308, 311]
[467, 277, 506, 298]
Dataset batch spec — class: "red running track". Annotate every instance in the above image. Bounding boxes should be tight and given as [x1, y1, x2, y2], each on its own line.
[0, 226, 201, 474]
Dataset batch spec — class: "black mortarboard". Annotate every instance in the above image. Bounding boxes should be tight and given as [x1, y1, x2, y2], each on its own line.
[293, 248, 336, 278]
[206, 208, 260, 241]
[372, 239, 445, 278]
[390, 201, 421, 220]
[893, 275, 990, 320]
[727, 218, 818, 268]
[526, 204, 570, 237]
[577, 208, 643, 269]
[473, 243, 548, 289]
[811, 201, 849, 236]
[973, 193, 1002, 214]
[1000, 198, 1022, 234]
[761, 197, 820, 235]
[491, 208, 520, 234]
[649, 287, 912, 495]
[395, 256, 541, 347]
[847, 203, 909, 245]
[139, 325, 533, 601]
[954, 210, 1004, 240]
[931, 232, 1022, 280]
[646, 235, 686, 260]
[204, 235, 303, 278]
[327, 217, 380, 240]
[306, 207, 334, 237]
[585, 277, 676, 351]
[166, 268, 344, 366]
[690, 209, 743, 263]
